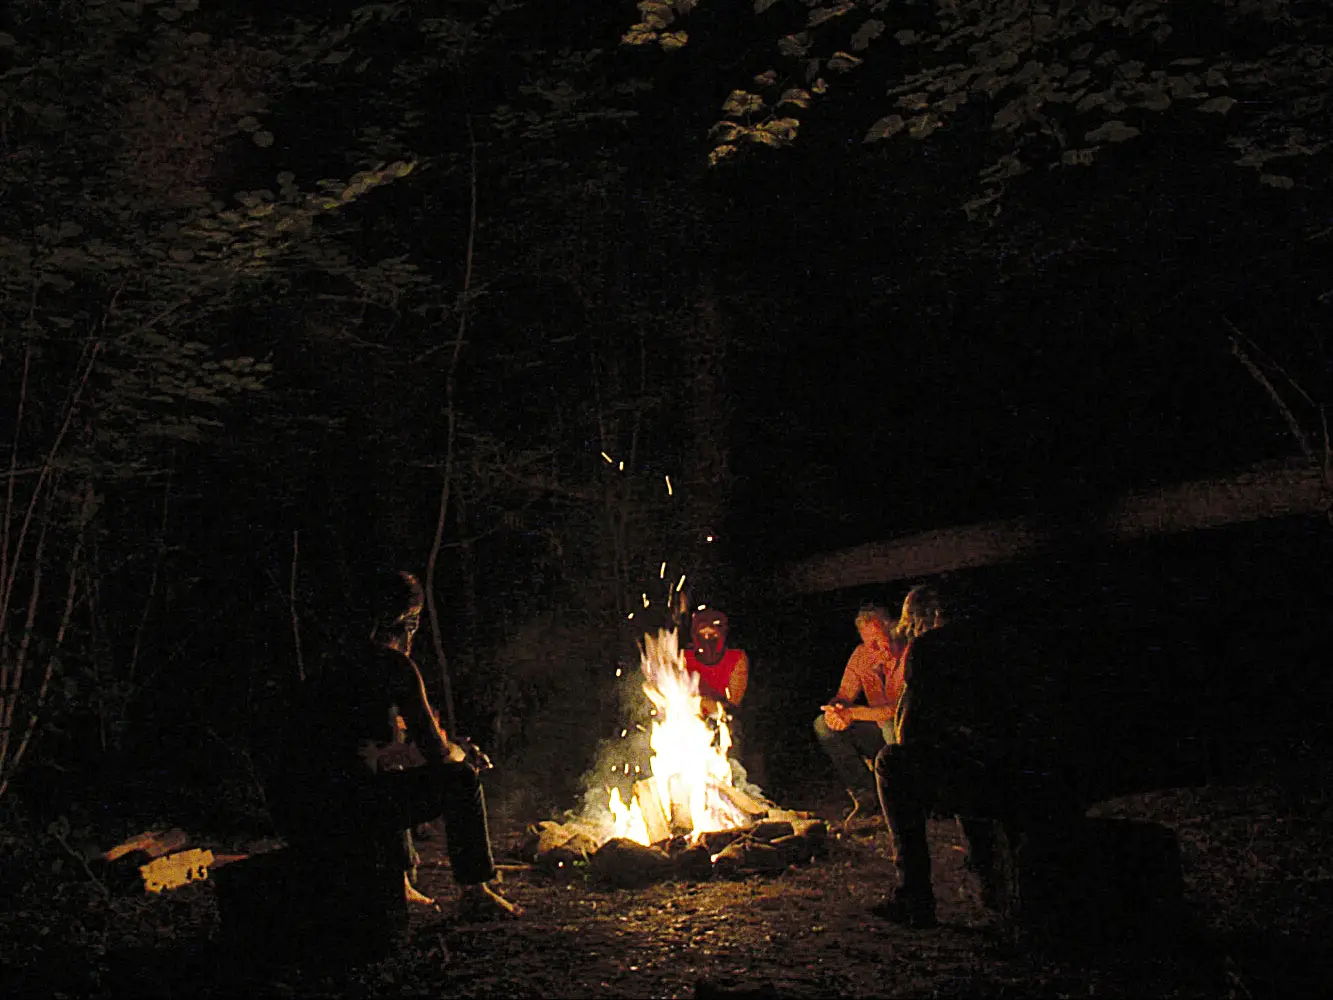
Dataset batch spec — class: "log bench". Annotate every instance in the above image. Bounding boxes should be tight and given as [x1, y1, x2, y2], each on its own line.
[212, 847, 407, 968]
[951, 770, 1189, 949]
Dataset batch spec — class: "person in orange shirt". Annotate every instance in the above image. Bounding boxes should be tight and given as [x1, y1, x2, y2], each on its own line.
[814, 603, 910, 813]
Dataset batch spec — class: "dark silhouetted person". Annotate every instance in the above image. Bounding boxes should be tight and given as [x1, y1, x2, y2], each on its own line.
[274, 568, 519, 925]
[872, 587, 1002, 928]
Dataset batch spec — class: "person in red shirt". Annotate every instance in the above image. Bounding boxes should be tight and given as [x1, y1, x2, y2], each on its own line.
[813, 603, 910, 811]
[683, 608, 749, 716]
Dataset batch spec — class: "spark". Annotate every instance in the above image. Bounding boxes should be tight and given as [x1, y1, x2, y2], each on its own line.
[642, 593, 650, 608]
[616, 668, 623, 677]
[618, 460, 624, 471]
[634, 765, 641, 773]
[665, 475, 673, 496]
[706, 534, 714, 543]
[676, 574, 686, 592]
[621, 729, 628, 738]
[697, 604, 706, 611]
[627, 612, 635, 620]
[601, 451, 613, 464]
[635, 724, 646, 732]
[659, 561, 666, 578]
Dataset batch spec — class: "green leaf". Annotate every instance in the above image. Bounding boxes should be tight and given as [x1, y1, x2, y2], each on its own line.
[850, 19, 885, 52]
[659, 31, 688, 51]
[708, 143, 739, 166]
[1259, 173, 1295, 189]
[1084, 120, 1141, 143]
[864, 114, 905, 141]
[778, 33, 811, 59]
[809, 3, 855, 29]
[253, 130, 275, 148]
[622, 26, 658, 46]
[827, 51, 862, 72]
[721, 90, 763, 117]
[1198, 95, 1237, 114]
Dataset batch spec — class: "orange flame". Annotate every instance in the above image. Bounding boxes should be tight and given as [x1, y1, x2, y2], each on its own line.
[608, 628, 750, 845]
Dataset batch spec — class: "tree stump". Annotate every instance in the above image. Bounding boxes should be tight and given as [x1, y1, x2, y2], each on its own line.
[213, 848, 406, 968]
[989, 816, 1187, 949]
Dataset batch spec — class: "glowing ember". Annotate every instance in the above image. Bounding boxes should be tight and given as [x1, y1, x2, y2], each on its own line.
[609, 629, 751, 845]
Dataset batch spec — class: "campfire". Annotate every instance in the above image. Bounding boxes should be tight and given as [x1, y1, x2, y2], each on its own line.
[524, 628, 826, 884]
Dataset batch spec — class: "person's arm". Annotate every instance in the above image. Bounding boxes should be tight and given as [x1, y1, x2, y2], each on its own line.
[723, 651, 749, 708]
[394, 654, 464, 765]
[841, 704, 895, 723]
[822, 648, 865, 730]
[831, 646, 864, 705]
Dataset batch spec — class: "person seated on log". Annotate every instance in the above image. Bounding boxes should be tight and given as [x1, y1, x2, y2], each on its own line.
[872, 587, 1005, 929]
[683, 608, 749, 719]
[274, 568, 520, 922]
[813, 601, 912, 819]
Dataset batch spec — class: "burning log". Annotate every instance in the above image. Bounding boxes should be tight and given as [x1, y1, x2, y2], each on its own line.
[712, 839, 786, 878]
[715, 783, 769, 822]
[749, 819, 794, 842]
[632, 778, 673, 845]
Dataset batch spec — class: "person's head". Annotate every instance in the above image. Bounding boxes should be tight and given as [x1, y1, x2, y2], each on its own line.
[365, 568, 424, 654]
[899, 584, 944, 638]
[854, 604, 895, 652]
[690, 608, 730, 665]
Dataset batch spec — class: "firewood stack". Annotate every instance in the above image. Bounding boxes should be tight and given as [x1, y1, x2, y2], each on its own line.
[523, 793, 829, 886]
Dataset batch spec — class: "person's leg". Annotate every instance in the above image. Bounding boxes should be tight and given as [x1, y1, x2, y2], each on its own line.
[813, 716, 883, 795]
[383, 764, 522, 919]
[959, 817, 1000, 909]
[387, 763, 497, 885]
[872, 743, 937, 927]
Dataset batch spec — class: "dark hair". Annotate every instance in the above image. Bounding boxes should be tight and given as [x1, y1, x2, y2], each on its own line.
[361, 568, 424, 629]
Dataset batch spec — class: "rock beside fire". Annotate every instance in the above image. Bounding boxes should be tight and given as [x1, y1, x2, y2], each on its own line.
[589, 837, 673, 887]
[520, 820, 601, 871]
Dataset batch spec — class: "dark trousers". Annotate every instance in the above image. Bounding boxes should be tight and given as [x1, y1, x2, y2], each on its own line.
[875, 742, 995, 901]
[813, 715, 891, 794]
[289, 761, 497, 886]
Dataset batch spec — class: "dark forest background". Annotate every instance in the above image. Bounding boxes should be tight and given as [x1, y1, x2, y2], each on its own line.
[1, 0, 1331, 848]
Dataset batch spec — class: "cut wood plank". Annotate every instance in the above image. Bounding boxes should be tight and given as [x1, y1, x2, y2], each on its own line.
[102, 828, 189, 862]
[633, 778, 673, 845]
[716, 782, 768, 819]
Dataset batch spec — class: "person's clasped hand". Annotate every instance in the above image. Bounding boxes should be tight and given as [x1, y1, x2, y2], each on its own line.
[822, 703, 852, 731]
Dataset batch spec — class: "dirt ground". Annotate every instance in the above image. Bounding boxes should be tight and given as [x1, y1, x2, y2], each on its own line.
[10, 779, 1332, 998]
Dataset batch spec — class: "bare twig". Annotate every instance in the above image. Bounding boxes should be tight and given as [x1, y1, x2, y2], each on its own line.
[1225, 320, 1315, 462]
[424, 115, 480, 740]
[0, 482, 90, 800]
[128, 470, 172, 691]
[290, 529, 304, 683]
[50, 823, 110, 898]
